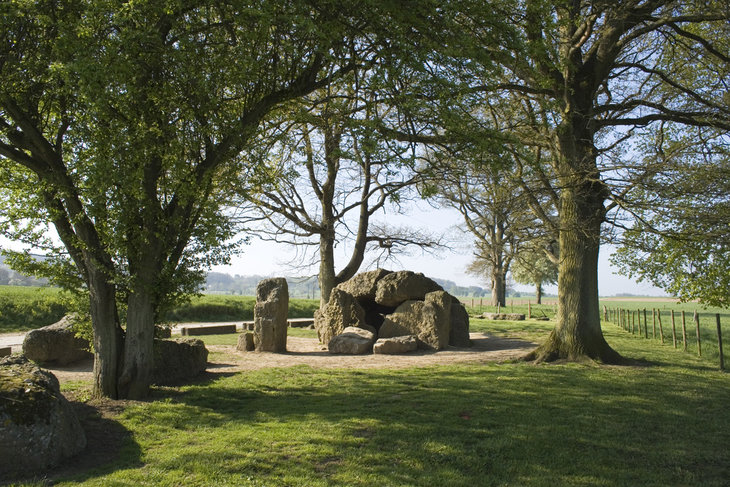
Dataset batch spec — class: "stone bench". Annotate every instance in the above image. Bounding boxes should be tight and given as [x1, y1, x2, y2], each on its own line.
[179, 324, 237, 336]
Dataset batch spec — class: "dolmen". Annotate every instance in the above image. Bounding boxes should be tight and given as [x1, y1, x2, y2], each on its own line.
[315, 270, 472, 355]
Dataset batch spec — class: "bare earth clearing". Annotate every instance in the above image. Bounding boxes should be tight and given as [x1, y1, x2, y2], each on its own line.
[43, 332, 535, 384]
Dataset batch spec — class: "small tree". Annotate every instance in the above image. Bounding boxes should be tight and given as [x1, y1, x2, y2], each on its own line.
[511, 246, 559, 304]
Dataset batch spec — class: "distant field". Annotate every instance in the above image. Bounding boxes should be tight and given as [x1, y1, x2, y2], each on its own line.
[0, 285, 67, 332]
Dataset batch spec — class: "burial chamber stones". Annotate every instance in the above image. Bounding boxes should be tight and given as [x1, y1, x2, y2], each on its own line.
[315, 270, 471, 354]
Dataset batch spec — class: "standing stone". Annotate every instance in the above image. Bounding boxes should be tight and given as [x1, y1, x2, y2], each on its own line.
[254, 278, 289, 352]
[314, 287, 367, 345]
[0, 356, 86, 477]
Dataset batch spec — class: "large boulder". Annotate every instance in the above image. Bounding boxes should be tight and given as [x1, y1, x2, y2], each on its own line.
[328, 327, 376, 355]
[379, 291, 452, 350]
[22, 315, 92, 365]
[152, 338, 208, 385]
[373, 335, 418, 355]
[374, 270, 443, 307]
[0, 356, 86, 477]
[254, 278, 289, 352]
[314, 287, 367, 345]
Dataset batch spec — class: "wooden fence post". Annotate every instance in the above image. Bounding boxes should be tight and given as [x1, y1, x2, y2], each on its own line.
[716, 314, 724, 371]
[681, 311, 688, 352]
[658, 310, 664, 344]
[643, 308, 648, 338]
[528, 302, 532, 319]
[671, 310, 677, 348]
[652, 309, 656, 339]
[694, 310, 701, 357]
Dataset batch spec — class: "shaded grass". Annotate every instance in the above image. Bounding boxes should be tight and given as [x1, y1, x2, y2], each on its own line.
[38, 320, 730, 487]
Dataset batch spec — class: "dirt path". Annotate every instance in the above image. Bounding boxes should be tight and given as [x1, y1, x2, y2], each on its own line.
[44, 332, 535, 383]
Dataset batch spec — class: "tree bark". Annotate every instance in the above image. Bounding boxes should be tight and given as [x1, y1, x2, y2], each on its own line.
[535, 282, 543, 305]
[318, 224, 338, 307]
[525, 131, 622, 363]
[491, 270, 506, 307]
[87, 265, 122, 399]
[117, 287, 156, 399]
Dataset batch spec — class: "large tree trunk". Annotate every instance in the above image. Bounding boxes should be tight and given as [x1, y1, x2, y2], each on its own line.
[491, 268, 506, 307]
[88, 265, 122, 399]
[535, 282, 543, 305]
[117, 287, 156, 399]
[525, 124, 622, 363]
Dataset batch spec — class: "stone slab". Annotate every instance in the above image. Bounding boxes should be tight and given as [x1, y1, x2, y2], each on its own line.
[0, 347, 10, 357]
[180, 324, 237, 336]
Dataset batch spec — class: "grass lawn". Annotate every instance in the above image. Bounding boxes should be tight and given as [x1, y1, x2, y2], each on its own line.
[17, 318, 725, 487]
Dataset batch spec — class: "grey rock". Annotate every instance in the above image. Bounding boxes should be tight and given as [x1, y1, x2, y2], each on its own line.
[254, 278, 289, 352]
[314, 287, 366, 345]
[0, 356, 86, 477]
[22, 315, 92, 365]
[336, 269, 392, 301]
[374, 270, 443, 307]
[373, 335, 418, 354]
[236, 332, 255, 352]
[480, 313, 526, 321]
[379, 291, 452, 350]
[449, 301, 472, 347]
[328, 326, 375, 355]
[152, 338, 208, 385]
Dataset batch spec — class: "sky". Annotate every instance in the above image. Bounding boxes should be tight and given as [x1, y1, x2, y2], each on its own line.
[213, 203, 668, 297]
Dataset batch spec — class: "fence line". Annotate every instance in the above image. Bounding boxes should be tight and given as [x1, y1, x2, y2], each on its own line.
[605, 306, 725, 371]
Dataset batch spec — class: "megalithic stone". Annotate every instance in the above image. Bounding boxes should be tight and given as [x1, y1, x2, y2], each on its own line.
[254, 278, 289, 352]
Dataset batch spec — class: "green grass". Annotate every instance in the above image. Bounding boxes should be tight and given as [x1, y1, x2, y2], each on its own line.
[600, 298, 729, 366]
[35, 320, 729, 487]
[0, 285, 67, 332]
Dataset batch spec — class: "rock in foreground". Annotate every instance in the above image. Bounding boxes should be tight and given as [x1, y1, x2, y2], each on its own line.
[0, 356, 86, 477]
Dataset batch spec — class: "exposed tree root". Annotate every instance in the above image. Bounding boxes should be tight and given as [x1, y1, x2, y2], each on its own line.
[522, 330, 627, 365]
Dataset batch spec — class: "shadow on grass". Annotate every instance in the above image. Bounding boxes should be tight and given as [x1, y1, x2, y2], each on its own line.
[3, 400, 142, 486]
[121, 363, 730, 486]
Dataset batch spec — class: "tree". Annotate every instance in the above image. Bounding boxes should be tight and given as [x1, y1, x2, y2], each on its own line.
[0, 0, 377, 398]
[441, 165, 526, 307]
[448, 0, 729, 362]
[611, 146, 730, 307]
[239, 77, 443, 306]
[511, 246, 559, 304]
